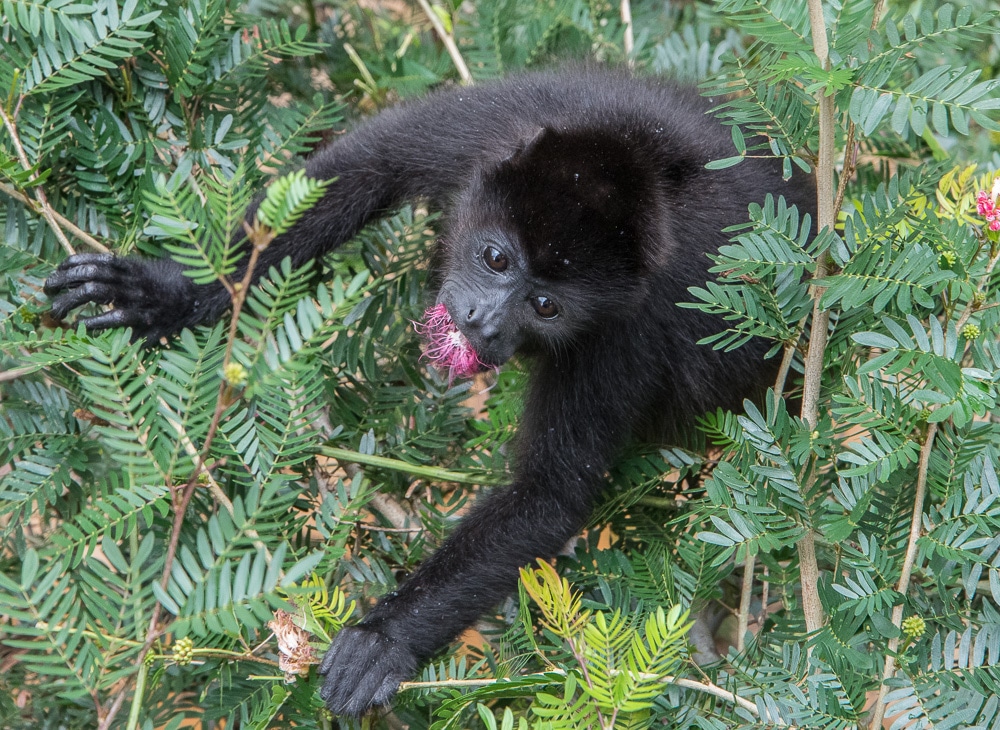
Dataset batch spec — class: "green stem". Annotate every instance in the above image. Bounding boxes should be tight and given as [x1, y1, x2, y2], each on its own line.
[320, 446, 499, 485]
[124, 661, 147, 730]
[636, 496, 677, 509]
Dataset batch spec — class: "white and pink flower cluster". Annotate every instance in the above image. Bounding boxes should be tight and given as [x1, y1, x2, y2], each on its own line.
[413, 303, 487, 379]
[976, 178, 1000, 232]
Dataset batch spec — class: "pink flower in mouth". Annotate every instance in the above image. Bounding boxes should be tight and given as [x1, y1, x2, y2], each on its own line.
[413, 303, 487, 379]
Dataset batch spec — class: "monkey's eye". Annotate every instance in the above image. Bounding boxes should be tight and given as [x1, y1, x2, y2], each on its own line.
[531, 295, 559, 319]
[483, 246, 509, 272]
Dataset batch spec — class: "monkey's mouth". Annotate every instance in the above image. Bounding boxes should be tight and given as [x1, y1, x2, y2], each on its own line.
[414, 303, 490, 379]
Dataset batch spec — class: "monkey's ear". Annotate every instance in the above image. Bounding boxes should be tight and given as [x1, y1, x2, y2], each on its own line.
[500, 127, 556, 164]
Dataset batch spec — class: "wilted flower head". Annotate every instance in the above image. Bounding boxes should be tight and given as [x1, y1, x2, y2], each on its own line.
[975, 176, 1000, 232]
[269, 610, 315, 681]
[413, 303, 486, 379]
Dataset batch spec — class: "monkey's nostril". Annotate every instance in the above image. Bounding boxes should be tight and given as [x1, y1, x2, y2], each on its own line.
[467, 309, 475, 320]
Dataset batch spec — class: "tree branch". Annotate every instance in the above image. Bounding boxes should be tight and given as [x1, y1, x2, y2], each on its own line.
[0, 107, 89, 256]
[620, 0, 634, 60]
[797, 0, 838, 641]
[0, 181, 110, 253]
[415, 0, 472, 85]
[106, 226, 274, 730]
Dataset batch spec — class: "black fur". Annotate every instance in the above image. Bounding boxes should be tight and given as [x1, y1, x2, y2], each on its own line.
[44, 69, 815, 716]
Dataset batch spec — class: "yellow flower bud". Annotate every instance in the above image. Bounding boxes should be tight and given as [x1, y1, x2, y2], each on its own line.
[901, 615, 925, 639]
[172, 636, 195, 666]
[223, 362, 249, 387]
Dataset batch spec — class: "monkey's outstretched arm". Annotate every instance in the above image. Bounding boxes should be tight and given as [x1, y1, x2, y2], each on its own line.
[43, 80, 554, 341]
[317, 355, 642, 716]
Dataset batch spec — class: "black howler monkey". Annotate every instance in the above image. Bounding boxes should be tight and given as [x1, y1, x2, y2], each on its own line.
[44, 68, 816, 716]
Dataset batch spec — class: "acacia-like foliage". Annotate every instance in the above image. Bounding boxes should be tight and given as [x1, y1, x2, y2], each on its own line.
[2, 1, 1000, 729]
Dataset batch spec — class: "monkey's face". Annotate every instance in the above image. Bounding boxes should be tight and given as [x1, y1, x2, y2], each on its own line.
[432, 132, 656, 370]
[434, 229, 590, 368]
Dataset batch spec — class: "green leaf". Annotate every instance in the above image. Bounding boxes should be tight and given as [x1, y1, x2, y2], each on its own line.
[705, 154, 744, 169]
[255, 170, 331, 236]
[852, 332, 899, 349]
[152, 581, 182, 615]
[20, 549, 39, 589]
[280, 549, 325, 588]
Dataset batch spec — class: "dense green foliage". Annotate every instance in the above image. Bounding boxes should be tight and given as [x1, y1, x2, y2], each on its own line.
[1, 0, 999, 728]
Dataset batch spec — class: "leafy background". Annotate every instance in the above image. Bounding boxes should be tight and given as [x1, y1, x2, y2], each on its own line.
[1, 0, 1000, 728]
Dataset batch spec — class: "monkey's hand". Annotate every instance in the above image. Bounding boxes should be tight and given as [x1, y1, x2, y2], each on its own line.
[44, 254, 199, 343]
[318, 624, 418, 717]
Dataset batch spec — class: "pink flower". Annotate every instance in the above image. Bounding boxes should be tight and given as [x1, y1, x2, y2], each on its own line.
[977, 191, 994, 218]
[413, 303, 487, 379]
[977, 178, 1000, 223]
[991, 219, 1000, 232]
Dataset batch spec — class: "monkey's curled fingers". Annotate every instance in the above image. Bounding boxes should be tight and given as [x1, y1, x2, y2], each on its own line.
[318, 625, 418, 717]
[44, 253, 197, 342]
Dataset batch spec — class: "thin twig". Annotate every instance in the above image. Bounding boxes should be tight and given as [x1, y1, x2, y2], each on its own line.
[567, 636, 610, 728]
[736, 553, 755, 652]
[669, 677, 761, 717]
[0, 181, 110, 253]
[369, 492, 422, 534]
[353, 521, 433, 534]
[620, 0, 634, 61]
[399, 677, 498, 690]
[867, 421, 936, 730]
[161, 227, 270, 576]
[740, 334, 804, 648]
[871, 1, 887, 35]
[0, 365, 37, 383]
[759, 564, 770, 627]
[398, 673, 763, 717]
[105, 228, 273, 730]
[867, 245, 1000, 730]
[953, 245, 999, 331]
[802, 0, 835, 429]
[833, 122, 857, 219]
[415, 0, 472, 85]
[96, 689, 127, 730]
[774, 331, 801, 400]
[156, 389, 272, 557]
[832, 2, 887, 222]
[0, 106, 76, 255]
[796, 530, 822, 635]
[797, 0, 837, 641]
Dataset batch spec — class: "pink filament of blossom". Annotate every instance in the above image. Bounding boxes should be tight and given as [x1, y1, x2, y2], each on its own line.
[413, 303, 485, 379]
